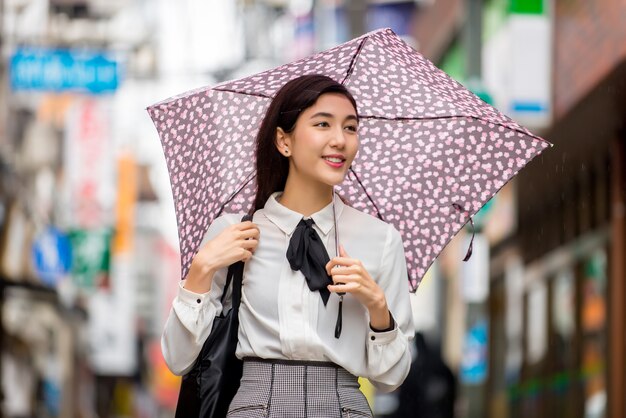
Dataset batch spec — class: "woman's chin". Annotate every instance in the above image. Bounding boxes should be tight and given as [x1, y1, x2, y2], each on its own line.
[322, 174, 348, 188]
[303, 168, 349, 188]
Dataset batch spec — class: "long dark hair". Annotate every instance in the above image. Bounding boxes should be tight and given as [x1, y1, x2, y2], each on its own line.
[253, 74, 358, 211]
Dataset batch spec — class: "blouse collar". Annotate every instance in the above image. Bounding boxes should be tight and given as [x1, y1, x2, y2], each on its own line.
[263, 191, 345, 237]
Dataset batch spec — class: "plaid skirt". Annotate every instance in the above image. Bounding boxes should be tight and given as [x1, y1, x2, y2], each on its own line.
[226, 358, 373, 418]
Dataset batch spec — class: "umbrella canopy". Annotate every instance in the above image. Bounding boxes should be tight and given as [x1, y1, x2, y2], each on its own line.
[148, 28, 552, 291]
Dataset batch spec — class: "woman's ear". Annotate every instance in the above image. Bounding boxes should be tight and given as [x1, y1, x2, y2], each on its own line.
[275, 127, 292, 157]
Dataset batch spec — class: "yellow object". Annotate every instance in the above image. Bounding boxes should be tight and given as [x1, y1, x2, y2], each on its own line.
[112, 152, 137, 254]
[358, 377, 375, 410]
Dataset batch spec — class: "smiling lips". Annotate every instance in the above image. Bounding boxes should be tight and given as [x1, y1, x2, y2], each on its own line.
[322, 154, 346, 168]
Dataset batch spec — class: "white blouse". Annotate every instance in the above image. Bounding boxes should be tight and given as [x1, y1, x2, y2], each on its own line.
[162, 192, 415, 392]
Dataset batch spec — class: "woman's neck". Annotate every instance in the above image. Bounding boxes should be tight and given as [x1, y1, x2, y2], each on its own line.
[279, 175, 333, 217]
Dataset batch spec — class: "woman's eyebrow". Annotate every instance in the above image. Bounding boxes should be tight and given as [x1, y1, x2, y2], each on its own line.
[309, 112, 359, 122]
[309, 112, 333, 119]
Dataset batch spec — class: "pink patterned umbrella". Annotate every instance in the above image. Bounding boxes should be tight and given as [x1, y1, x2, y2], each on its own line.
[147, 28, 552, 291]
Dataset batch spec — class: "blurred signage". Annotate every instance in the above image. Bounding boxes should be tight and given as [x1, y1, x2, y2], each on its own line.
[64, 98, 114, 228]
[68, 228, 112, 290]
[507, 13, 551, 128]
[509, 0, 543, 14]
[88, 254, 136, 375]
[10, 47, 119, 94]
[31, 227, 72, 286]
[113, 153, 137, 254]
[483, 0, 551, 129]
[88, 154, 138, 376]
[89, 154, 138, 375]
[460, 234, 489, 303]
[460, 319, 488, 384]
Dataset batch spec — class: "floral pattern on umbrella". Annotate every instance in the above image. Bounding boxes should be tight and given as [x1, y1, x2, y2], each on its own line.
[148, 28, 552, 291]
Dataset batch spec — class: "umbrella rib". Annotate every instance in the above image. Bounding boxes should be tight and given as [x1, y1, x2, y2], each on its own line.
[211, 88, 273, 99]
[358, 114, 462, 121]
[358, 114, 551, 145]
[349, 167, 385, 222]
[341, 36, 369, 85]
[215, 171, 257, 217]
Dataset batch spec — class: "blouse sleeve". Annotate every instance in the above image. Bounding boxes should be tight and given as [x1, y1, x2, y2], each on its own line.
[161, 214, 238, 375]
[365, 224, 415, 392]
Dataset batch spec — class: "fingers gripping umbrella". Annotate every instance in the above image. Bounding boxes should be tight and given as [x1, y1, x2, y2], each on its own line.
[147, 28, 552, 291]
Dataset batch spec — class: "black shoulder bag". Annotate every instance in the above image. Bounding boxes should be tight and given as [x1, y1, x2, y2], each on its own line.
[175, 213, 251, 418]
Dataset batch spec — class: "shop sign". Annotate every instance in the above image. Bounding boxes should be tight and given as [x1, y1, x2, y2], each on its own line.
[509, 0, 543, 14]
[507, 13, 551, 128]
[68, 228, 112, 290]
[31, 226, 72, 286]
[483, 0, 552, 129]
[10, 47, 119, 94]
[64, 98, 114, 228]
[460, 319, 489, 384]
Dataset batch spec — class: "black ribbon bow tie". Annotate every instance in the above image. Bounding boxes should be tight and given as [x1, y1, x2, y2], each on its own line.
[286, 218, 332, 305]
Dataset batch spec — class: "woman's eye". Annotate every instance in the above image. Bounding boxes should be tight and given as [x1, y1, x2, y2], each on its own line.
[315, 121, 330, 127]
[345, 125, 358, 132]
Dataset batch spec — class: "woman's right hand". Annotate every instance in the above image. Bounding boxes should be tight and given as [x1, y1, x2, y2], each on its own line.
[183, 221, 260, 294]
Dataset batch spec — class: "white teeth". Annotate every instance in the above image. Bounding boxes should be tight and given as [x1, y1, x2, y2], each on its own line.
[324, 157, 343, 163]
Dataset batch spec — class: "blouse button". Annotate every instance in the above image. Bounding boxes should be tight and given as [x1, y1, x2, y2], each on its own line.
[370, 336, 376, 341]
[196, 298, 201, 304]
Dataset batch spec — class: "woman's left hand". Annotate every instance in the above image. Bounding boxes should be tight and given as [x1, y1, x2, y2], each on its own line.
[325, 245, 392, 330]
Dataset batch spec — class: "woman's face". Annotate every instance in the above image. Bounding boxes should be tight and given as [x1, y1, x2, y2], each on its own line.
[276, 92, 359, 187]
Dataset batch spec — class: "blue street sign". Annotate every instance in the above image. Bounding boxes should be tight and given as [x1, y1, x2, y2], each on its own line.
[460, 319, 489, 384]
[10, 47, 120, 94]
[32, 227, 72, 286]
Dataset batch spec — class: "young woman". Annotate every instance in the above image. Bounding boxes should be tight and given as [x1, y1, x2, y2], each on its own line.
[162, 74, 414, 417]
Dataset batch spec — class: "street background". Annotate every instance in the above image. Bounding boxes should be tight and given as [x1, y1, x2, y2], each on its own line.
[0, 0, 624, 417]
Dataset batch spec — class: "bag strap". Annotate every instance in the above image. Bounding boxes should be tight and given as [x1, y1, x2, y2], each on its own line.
[220, 213, 253, 308]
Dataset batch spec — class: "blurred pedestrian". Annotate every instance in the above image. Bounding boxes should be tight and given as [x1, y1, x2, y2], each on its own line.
[161, 75, 415, 417]
[390, 332, 456, 418]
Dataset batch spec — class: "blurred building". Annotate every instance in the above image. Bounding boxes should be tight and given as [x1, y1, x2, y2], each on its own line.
[513, 1, 626, 418]
[422, 1, 626, 418]
[0, 0, 244, 416]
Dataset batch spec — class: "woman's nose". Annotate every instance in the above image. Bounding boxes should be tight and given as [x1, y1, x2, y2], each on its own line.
[330, 127, 347, 147]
